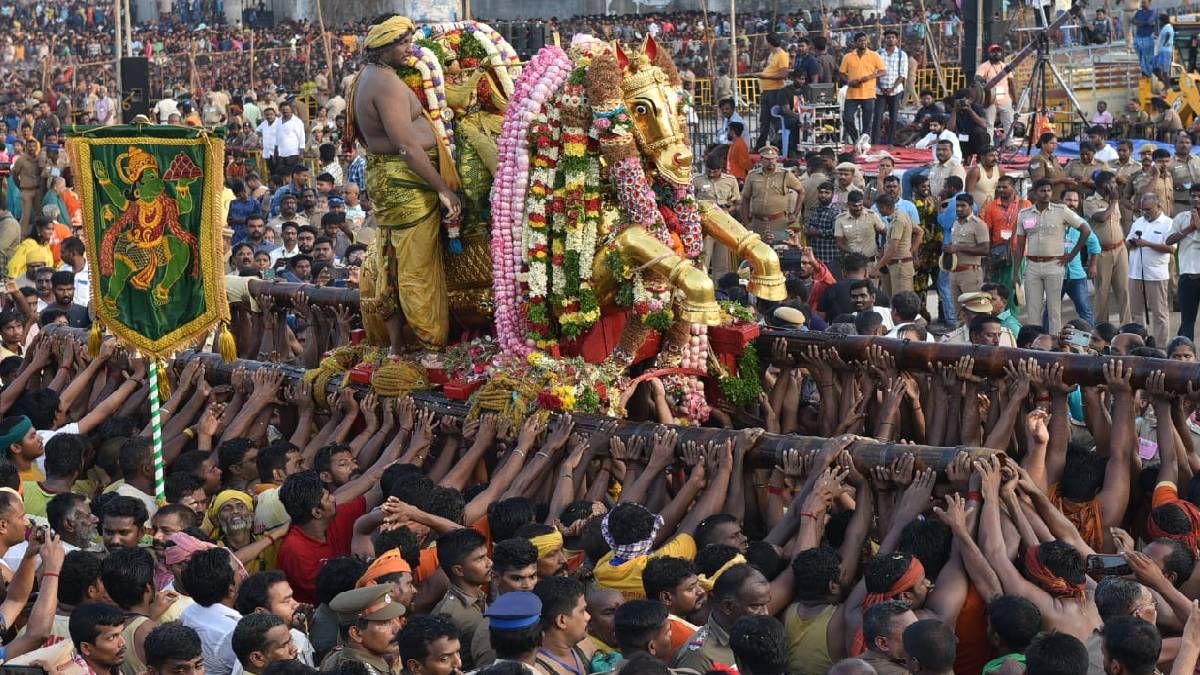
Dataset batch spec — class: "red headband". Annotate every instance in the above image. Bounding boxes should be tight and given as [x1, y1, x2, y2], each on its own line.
[1023, 545, 1085, 600]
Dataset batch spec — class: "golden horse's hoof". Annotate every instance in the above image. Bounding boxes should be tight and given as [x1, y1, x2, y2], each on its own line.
[748, 274, 787, 302]
[678, 302, 723, 326]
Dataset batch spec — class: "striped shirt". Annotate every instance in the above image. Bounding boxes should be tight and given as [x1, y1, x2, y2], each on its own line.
[877, 47, 908, 92]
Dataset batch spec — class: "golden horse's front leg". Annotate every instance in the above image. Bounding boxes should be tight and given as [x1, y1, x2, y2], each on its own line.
[698, 201, 787, 301]
[592, 225, 722, 326]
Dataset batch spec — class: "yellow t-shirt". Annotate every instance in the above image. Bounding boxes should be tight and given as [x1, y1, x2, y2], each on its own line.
[760, 49, 790, 92]
[20, 480, 54, 519]
[594, 533, 698, 600]
[19, 465, 44, 483]
[839, 50, 886, 100]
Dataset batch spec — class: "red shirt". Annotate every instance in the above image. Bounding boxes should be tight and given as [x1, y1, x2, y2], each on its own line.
[278, 495, 367, 605]
[805, 257, 837, 311]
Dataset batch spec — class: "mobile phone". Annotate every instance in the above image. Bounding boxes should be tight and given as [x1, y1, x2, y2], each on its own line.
[1086, 553, 1132, 577]
[1067, 330, 1092, 348]
[263, 267, 275, 280]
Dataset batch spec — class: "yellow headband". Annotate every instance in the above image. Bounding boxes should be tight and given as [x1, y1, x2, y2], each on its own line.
[529, 530, 565, 559]
[366, 16, 416, 50]
[207, 490, 254, 536]
[698, 554, 747, 592]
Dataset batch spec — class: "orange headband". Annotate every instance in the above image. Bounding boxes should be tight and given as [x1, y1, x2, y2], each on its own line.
[357, 548, 413, 588]
[1023, 545, 1085, 600]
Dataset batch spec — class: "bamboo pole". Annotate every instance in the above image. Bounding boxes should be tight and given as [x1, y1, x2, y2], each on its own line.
[313, 0, 333, 93]
[250, 31, 256, 94]
[699, 0, 720, 105]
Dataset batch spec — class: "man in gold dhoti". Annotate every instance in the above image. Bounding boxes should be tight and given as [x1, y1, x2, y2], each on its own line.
[347, 15, 463, 352]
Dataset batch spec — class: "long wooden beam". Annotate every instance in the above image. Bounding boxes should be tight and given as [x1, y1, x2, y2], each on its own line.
[756, 331, 1198, 391]
[171, 350, 995, 471]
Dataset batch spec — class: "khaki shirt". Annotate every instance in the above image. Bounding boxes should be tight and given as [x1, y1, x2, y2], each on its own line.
[11, 156, 37, 191]
[835, 210, 886, 258]
[319, 646, 398, 675]
[928, 159, 966, 199]
[672, 617, 734, 674]
[692, 173, 741, 210]
[1083, 194, 1124, 245]
[887, 210, 916, 259]
[1028, 151, 1069, 201]
[1114, 160, 1141, 185]
[801, 170, 831, 215]
[742, 167, 803, 222]
[1133, 172, 1175, 217]
[1017, 203, 1087, 257]
[1064, 158, 1108, 189]
[942, 323, 1017, 346]
[1171, 154, 1200, 203]
[432, 585, 489, 671]
[950, 215, 990, 265]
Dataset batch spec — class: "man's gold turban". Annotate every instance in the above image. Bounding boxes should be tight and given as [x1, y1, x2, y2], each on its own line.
[366, 16, 416, 49]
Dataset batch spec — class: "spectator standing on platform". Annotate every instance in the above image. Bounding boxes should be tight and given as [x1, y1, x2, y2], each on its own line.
[975, 45, 1015, 146]
[753, 34, 791, 151]
[875, 30, 908, 145]
[839, 32, 886, 144]
[1133, 0, 1158, 76]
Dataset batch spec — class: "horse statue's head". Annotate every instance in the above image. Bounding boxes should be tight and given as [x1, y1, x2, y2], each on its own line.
[615, 36, 692, 187]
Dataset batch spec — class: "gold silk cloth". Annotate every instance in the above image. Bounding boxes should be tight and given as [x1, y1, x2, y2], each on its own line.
[365, 149, 448, 348]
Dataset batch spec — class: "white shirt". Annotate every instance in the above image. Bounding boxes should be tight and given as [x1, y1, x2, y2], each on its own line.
[877, 47, 909, 91]
[258, 119, 279, 158]
[153, 98, 179, 123]
[717, 111, 746, 145]
[72, 261, 90, 307]
[1171, 210, 1200, 274]
[113, 481, 159, 520]
[1094, 144, 1119, 164]
[914, 129, 963, 163]
[181, 601, 242, 675]
[275, 115, 306, 157]
[858, 308, 895, 330]
[1129, 214, 1174, 280]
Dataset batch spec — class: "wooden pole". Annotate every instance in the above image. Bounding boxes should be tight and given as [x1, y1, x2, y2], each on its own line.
[164, 348, 998, 471]
[314, 0, 333, 91]
[250, 31, 256, 94]
[730, 0, 738, 104]
[698, 0, 719, 105]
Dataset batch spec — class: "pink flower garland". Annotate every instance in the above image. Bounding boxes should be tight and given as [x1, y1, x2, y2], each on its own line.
[491, 47, 573, 354]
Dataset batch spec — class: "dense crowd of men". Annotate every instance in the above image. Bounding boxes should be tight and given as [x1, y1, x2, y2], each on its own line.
[2, 2, 1200, 675]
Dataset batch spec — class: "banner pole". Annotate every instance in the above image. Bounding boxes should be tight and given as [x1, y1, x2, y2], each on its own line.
[149, 358, 165, 503]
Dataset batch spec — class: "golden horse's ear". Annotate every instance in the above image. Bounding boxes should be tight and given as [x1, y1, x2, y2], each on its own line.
[643, 34, 658, 63]
[615, 41, 630, 71]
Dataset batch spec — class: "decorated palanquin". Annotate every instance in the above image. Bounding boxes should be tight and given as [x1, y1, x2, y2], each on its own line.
[357, 25, 784, 425]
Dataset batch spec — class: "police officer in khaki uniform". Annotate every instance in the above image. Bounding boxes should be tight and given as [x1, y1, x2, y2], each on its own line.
[873, 194, 920, 294]
[941, 292, 1017, 345]
[1014, 178, 1093, 333]
[694, 156, 742, 276]
[1027, 133, 1075, 202]
[1122, 145, 1158, 231]
[835, 191, 887, 264]
[799, 151, 832, 218]
[944, 193, 991, 301]
[740, 145, 804, 238]
[319, 584, 407, 675]
[1171, 135, 1200, 211]
[1083, 171, 1132, 325]
[1064, 141, 1108, 194]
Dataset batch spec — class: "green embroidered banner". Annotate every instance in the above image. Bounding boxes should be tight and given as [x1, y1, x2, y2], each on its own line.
[66, 124, 228, 357]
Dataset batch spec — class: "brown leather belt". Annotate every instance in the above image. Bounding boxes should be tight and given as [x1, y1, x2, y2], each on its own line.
[1101, 240, 1125, 252]
[952, 264, 980, 272]
[1027, 255, 1058, 262]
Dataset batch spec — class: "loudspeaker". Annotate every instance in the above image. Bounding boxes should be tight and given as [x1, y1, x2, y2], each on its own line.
[119, 57, 151, 124]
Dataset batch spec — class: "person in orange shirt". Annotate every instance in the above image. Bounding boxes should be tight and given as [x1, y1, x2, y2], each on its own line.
[727, 122, 753, 181]
[754, 33, 792, 150]
[979, 175, 1030, 299]
[839, 32, 886, 144]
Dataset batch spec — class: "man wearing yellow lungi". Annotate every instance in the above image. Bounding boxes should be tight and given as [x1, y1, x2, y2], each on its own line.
[346, 15, 463, 352]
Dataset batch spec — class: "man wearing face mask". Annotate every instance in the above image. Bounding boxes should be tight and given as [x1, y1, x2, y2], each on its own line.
[741, 146, 804, 238]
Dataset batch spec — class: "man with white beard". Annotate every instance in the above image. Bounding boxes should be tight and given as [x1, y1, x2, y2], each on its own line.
[208, 491, 281, 574]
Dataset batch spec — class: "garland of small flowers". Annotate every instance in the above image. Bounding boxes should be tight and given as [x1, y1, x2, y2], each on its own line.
[556, 63, 602, 339]
[522, 100, 563, 347]
[491, 46, 572, 354]
[404, 42, 455, 159]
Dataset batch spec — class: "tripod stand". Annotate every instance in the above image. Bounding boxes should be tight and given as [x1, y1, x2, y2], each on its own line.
[1005, 32, 1090, 155]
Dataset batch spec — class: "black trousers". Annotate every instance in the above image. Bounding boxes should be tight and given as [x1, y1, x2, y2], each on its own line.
[875, 92, 903, 144]
[1180, 273, 1200, 339]
[754, 89, 786, 150]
